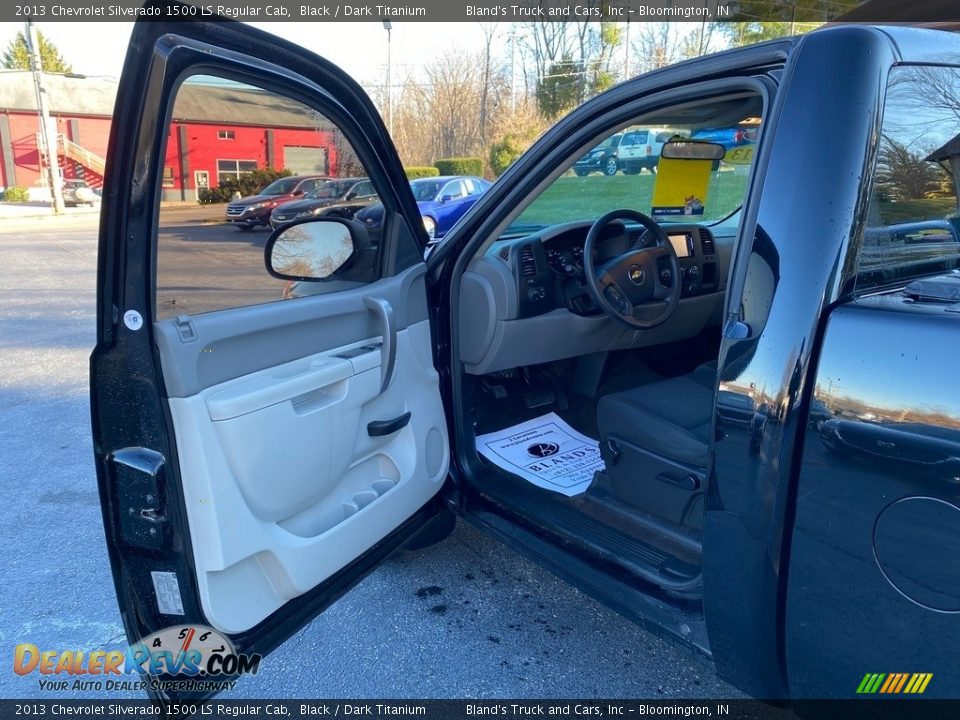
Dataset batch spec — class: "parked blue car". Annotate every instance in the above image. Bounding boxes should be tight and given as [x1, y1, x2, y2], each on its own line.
[355, 175, 491, 243]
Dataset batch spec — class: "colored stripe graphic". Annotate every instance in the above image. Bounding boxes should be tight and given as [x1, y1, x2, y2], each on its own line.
[879, 674, 896, 693]
[893, 674, 909, 693]
[857, 673, 932, 694]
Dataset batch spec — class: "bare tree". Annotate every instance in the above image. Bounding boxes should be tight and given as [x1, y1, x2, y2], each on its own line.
[383, 51, 510, 169]
[631, 23, 683, 74]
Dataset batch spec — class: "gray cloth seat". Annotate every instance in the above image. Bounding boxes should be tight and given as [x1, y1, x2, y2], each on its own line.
[597, 361, 716, 468]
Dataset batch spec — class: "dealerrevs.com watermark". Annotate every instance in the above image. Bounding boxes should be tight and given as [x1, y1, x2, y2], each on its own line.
[13, 625, 261, 694]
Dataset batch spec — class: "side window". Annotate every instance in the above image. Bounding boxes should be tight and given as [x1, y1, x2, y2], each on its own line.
[297, 179, 318, 194]
[858, 65, 960, 290]
[156, 75, 380, 319]
[352, 180, 374, 198]
[442, 181, 465, 200]
[463, 178, 484, 196]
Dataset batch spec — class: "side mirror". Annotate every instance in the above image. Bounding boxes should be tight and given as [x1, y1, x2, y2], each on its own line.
[440, 195, 453, 204]
[345, 191, 358, 200]
[265, 218, 365, 281]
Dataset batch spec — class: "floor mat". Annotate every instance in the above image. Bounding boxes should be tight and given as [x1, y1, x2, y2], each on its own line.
[475, 412, 604, 497]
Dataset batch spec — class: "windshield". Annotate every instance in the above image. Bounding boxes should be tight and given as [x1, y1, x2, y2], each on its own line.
[307, 180, 348, 199]
[260, 178, 301, 196]
[509, 93, 762, 234]
[411, 180, 442, 201]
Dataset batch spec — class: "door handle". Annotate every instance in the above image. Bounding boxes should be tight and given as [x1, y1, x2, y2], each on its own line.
[363, 296, 397, 394]
[367, 411, 412, 437]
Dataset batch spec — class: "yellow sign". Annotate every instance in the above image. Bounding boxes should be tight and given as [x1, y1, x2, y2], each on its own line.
[725, 145, 755, 166]
[651, 155, 711, 218]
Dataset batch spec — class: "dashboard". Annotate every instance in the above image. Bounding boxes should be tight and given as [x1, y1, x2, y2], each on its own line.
[458, 219, 734, 375]
[497, 220, 721, 319]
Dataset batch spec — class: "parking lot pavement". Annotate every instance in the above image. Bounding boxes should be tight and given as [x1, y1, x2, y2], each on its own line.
[0, 226, 743, 700]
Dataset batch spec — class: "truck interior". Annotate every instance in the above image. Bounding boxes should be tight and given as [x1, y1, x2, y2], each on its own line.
[451, 88, 768, 595]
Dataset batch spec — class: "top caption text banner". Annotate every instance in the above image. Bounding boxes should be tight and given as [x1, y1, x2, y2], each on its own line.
[6, 0, 949, 24]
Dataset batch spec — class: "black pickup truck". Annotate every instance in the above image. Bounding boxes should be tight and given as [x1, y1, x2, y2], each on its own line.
[91, 11, 960, 706]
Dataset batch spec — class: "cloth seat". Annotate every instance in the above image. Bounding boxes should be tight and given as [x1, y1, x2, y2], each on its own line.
[597, 361, 716, 468]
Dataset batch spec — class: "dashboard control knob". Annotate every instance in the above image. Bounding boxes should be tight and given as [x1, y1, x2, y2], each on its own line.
[688, 266, 700, 280]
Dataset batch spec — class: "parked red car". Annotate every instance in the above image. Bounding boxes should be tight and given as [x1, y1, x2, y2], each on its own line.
[224, 175, 328, 230]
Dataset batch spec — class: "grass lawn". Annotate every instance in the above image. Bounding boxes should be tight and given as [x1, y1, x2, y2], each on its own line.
[515, 171, 750, 226]
[877, 198, 957, 225]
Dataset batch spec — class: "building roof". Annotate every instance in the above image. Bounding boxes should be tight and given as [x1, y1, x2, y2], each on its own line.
[172, 82, 331, 130]
[0, 71, 331, 130]
[926, 134, 960, 163]
[0, 70, 118, 117]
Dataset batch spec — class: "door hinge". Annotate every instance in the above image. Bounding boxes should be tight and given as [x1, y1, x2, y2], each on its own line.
[110, 447, 167, 550]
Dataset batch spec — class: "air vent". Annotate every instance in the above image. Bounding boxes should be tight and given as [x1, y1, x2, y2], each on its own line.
[519, 245, 538, 277]
[700, 232, 715, 256]
[498, 246, 510, 262]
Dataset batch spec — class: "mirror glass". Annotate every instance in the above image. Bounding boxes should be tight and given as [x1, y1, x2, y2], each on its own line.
[268, 221, 355, 280]
[660, 140, 726, 161]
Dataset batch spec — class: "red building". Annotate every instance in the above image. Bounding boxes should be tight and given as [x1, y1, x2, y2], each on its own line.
[0, 71, 340, 201]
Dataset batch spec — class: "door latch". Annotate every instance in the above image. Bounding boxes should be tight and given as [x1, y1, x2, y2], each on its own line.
[111, 447, 167, 550]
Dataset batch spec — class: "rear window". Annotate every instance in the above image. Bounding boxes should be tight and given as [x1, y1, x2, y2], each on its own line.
[857, 65, 960, 291]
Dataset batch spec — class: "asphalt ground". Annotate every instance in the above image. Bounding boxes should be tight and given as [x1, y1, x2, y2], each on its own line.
[0, 214, 743, 700]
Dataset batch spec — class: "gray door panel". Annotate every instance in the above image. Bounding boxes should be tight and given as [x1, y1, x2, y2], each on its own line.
[156, 263, 428, 397]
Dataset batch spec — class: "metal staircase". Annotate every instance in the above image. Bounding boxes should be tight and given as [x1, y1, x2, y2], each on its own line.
[39, 133, 106, 187]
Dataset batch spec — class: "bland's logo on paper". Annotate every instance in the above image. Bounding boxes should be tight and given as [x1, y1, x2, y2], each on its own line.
[527, 442, 561, 458]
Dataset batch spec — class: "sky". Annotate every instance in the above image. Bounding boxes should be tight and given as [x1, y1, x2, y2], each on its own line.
[0, 21, 504, 88]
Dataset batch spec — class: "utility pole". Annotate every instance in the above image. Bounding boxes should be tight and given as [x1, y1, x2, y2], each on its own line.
[510, 27, 517, 113]
[698, 1, 708, 56]
[623, 20, 630, 79]
[382, 20, 393, 136]
[27, 20, 64, 214]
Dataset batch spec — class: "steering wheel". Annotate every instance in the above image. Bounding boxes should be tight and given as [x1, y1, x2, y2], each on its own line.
[582, 209, 682, 330]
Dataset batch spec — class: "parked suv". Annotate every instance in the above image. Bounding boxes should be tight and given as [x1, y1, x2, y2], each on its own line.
[573, 133, 623, 176]
[62, 179, 98, 207]
[618, 127, 685, 174]
[225, 174, 328, 230]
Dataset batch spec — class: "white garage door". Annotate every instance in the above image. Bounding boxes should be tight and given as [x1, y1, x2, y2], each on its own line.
[284, 146, 329, 175]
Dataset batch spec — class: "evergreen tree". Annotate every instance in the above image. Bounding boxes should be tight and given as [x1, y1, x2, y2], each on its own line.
[3, 30, 73, 73]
